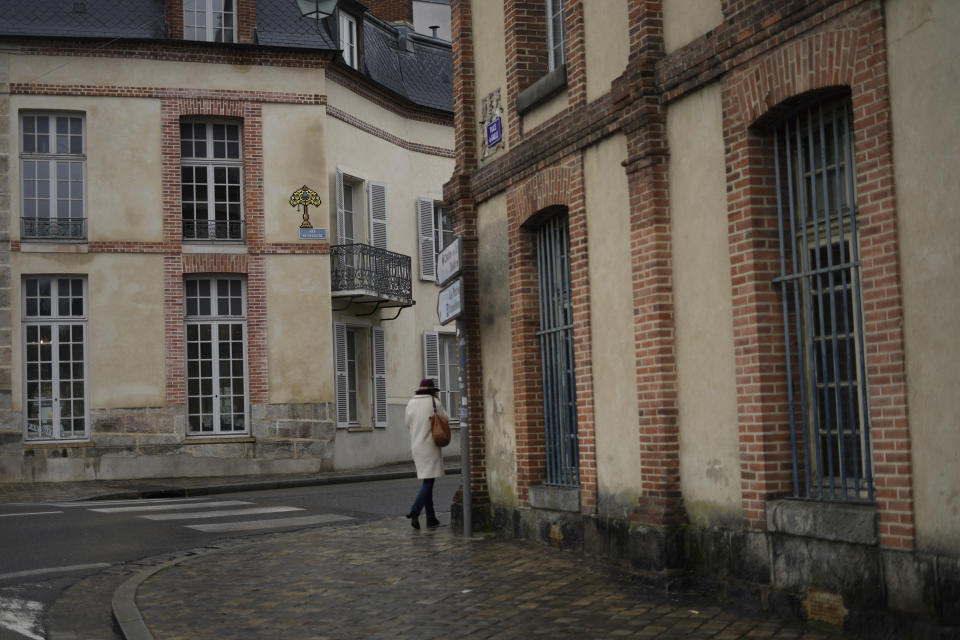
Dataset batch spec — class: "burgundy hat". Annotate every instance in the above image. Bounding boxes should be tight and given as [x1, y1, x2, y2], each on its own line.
[416, 378, 438, 394]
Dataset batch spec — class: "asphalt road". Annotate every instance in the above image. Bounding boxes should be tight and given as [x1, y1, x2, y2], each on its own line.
[0, 475, 461, 640]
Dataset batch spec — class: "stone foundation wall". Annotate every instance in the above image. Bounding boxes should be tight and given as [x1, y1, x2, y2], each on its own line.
[455, 504, 960, 637]
[0, 402, 336, 482]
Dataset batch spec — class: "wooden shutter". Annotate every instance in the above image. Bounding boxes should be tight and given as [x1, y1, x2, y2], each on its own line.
[335, 168, 346, 244]
[368, 181, 388, 250]
[422, 331, 439, 386]
[334, 322, 348, 428]
[372, 326, 388, 428]
[417, 198, 436, 281]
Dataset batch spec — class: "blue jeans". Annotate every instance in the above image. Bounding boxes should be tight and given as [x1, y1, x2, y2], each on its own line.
[410, 478, 436, 520]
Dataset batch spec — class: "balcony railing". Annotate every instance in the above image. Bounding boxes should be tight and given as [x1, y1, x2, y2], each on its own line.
[22, 217, 87, 241]
[183, 219, 245, 241]
[331, 244, 413, 305]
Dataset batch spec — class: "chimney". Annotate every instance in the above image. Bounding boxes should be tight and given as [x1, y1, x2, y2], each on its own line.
[363, 0, 413, 25]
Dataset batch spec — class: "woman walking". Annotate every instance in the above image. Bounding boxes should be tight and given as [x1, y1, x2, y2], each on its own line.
[404, 378, 448, 529]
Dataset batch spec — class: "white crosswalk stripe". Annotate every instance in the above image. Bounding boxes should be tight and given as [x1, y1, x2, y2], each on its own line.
[187, 514, 354, 533]
[84, 498, 355, 533]
[89, 500, 251, 513]
[140, 506, 302, 521]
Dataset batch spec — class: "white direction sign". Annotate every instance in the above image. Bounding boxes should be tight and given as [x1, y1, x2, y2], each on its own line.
[437, 236, 462, 286]
[438, 277, 463, 325]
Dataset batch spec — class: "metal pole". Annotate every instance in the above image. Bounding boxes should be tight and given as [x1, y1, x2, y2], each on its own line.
[457, 317, 471, 537]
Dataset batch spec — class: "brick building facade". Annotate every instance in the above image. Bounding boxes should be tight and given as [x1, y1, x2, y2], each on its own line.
[446, 0, 959, 632]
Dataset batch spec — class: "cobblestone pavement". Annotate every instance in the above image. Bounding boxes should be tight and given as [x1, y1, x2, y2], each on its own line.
[133, 518, 845, 640]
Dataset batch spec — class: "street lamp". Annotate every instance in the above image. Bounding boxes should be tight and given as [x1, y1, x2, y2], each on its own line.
[297, 0, 338, 21]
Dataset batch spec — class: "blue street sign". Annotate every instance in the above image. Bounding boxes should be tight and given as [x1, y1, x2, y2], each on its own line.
[486, 117, 502, 147]
[299, 228, 327, 240]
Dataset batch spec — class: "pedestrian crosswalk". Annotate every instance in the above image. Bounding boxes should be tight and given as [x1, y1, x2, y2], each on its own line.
[72, 496, 355, 534]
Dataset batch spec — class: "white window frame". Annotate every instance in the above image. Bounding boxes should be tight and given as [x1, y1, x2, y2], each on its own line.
[184, 0, 237, 43]
[546, 0, 565, 71]
[184, 276, 250, 436]
[334, 322, 387, 428]
[180, 120, 244, 242]
[19, 112, 86, 241]
[423, 330, 459, 424]
[22, 276, 89, 442]
[340, 12, 358, 69]
[417, 198, 436, 281]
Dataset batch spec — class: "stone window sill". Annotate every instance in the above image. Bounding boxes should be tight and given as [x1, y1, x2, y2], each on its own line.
[766, 499, 877, 545]
[183, 437, 255, 445]
[529, 484, 580, 512]
[516, 65, 567, 115]
[24, 441, 93, 449]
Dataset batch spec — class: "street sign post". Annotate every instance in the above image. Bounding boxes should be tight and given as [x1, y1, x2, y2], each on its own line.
[437, 235, 471, 537]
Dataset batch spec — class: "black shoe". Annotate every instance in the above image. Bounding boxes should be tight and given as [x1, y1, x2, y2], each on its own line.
[406, 511, 420, 530]
[426, 517, 440, 529]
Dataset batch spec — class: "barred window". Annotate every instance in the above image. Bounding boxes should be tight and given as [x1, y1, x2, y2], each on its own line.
[774, 95, 873, 502]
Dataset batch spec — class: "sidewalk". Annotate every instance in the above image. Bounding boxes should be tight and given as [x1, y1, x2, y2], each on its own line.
[121, 518, 844, 640]
[2, 467, 845, 640]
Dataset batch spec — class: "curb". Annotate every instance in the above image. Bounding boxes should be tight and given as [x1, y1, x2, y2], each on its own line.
[79, 467, 461, 502]
[112, 548, 222, 640]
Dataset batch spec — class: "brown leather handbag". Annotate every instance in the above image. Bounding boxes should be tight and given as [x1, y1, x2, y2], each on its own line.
[431, 397, 451, 447]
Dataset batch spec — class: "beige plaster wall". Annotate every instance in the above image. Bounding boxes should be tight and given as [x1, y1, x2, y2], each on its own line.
[886, 0, 960, 555]
[663, 0, 723, 54]
[477, 191, 517, 507]
[9, 94, 163, 243]
[521, 89, 568, 133]
[324, 113, 454, 408]
[667, 84, 742, 527]
[325, 80, 454, 152]
[11, 253, 166, 410]
[471, 0, 509, 154]
[262, 103, 328, 243]
[267, 255, 333, 404]
[584, 134, 642, 518]
[10, 55, 325, 96]
[584, 0, 630, 102]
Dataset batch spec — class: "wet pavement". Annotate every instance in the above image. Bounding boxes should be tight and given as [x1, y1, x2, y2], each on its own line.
[1, 467, 849, 640]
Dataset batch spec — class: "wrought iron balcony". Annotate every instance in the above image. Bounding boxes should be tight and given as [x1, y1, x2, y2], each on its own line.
[182, 219, 245, 241]
[331, 244, 413, 310]
[22, 217, 87, 241]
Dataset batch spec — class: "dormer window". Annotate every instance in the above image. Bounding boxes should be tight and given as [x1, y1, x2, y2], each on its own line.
[184, 0, 236, 43]
[340, 12, 358, 69]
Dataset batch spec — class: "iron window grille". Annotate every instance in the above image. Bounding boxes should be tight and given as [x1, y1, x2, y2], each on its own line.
[23, 277, 88, 441]
[180, 121, 244, 242]
[20, 113, 86, 241]
[535, 213, 579, 487]
[773, 95, 874, 502]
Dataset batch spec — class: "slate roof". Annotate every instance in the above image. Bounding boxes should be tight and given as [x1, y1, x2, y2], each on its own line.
[361, 17, 453, 112]
[0, 0, 452, 113]
[0, 0, 167, 39]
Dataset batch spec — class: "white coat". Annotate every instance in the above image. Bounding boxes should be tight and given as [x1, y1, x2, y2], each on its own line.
[405, 393, 448, 479]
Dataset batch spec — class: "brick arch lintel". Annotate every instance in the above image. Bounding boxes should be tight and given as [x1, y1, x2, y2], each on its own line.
[513, 165, 575, 228]
[733, 29, 859, 127]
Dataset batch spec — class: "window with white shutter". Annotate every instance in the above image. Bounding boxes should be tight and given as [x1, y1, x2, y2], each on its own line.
[334, 321, 349, 428]
[368, 181, 388, 250]
[372, 326, 387, 427]
[418, 197, 436, 281]
[335, 168, 346, 244]
[423, 330, 439, 384]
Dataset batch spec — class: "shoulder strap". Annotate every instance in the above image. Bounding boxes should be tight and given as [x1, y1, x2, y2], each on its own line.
[431, 396, 437, 414]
